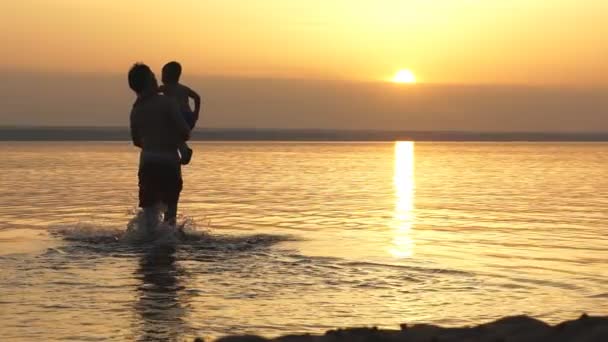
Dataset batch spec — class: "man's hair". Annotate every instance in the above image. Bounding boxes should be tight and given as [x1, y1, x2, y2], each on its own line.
[162, 61, 182, 83]
[128, 63, 153, 93]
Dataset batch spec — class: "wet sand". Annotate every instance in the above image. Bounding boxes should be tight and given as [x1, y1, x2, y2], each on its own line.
[205, 314, 608, 342]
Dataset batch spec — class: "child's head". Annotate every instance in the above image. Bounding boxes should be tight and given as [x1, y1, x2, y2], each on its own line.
[162, 61, 182, 84]
[128, 63, 157, 94]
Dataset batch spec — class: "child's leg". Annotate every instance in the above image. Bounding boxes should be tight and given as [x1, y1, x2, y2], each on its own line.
[178, 112, 195, 165]
[178, 141, 190, 156]
[178, 142, 193, 165]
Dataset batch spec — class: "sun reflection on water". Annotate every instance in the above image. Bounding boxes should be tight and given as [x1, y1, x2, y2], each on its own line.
[390, 141, 415, 258]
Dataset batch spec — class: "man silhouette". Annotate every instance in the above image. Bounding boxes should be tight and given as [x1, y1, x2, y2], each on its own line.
[128, 63, 191, 229]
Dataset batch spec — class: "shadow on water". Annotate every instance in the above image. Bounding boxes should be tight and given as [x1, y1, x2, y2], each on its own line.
[135, 245, 188, 342]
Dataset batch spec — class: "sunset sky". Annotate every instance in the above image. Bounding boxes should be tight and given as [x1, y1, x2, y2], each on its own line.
[0, 0, 606, 130]
[2, 0, 607, 84]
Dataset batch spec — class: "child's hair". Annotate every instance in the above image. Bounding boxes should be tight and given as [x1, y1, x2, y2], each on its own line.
[128, 63, 153, 93]
[162, 61, 182, 84]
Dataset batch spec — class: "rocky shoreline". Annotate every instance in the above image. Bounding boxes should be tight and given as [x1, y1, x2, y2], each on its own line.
[195, 314, 608, 342]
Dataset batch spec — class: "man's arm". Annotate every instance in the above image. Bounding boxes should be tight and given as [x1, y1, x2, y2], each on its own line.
[187, 87, 202, 122]
[166, 98, 191, 142]
[129, 110, 143, 148]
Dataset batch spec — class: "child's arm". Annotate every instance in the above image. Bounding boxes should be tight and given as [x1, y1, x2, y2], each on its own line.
[188, 87, 202, 122]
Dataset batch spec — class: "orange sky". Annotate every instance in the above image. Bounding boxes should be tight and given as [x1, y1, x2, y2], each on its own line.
[1, 0, 606, 84]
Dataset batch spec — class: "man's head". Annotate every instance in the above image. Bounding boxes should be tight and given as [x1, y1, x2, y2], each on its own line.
[128, 63, 158, 95]
[162, 61, 182, 84]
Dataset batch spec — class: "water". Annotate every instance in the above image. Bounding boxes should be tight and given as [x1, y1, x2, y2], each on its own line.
[1, 141, 607, 341]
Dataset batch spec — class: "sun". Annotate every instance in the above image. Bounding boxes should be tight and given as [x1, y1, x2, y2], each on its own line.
[393, 69, 416, 84]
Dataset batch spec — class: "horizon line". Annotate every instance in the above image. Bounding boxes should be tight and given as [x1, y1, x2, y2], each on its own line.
[2, 68, 606, 89]
[2, 127, 608, 142]
[3, 125, 608, 134]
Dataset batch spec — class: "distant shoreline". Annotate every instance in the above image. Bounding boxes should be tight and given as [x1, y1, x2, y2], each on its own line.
[2, 127, 608, 142]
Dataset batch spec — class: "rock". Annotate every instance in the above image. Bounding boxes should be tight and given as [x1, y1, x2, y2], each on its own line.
[215, 335, 270, 342]
[206, 315, 608, 342]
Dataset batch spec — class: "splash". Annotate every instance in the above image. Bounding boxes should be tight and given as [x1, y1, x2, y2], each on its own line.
[52, 222, 123, 244]
[123, 209, 180, 244]
[51, 209, 210, 246]
[47, 209, 295, 262]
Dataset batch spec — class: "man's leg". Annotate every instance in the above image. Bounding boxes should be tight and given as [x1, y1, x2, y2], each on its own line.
[139, 162, 162, 235]
[143, 206, 161, 232]
[164, 200, 187, 239]
[161, 163, 183, 227]
[164, 202, 177, 225]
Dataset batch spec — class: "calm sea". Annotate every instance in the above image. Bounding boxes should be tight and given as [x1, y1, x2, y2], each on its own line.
[1, 142, 607, 341]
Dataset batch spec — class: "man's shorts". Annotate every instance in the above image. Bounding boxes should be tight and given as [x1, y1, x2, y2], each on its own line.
[138, 161, 183, 208]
